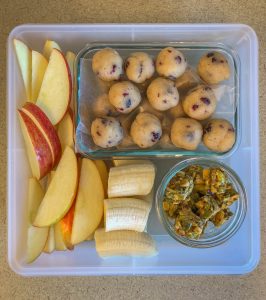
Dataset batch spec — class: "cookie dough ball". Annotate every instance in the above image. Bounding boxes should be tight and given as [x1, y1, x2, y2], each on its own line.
[169, 101, 186, 118]
[171, 118, 203, 150]
[92, 48, 123, 81]
[197, 52, 230, 84]
[91, 117, 124, 148]
[203, 119, 235, 152]
[147, 77, 179, 111]
[130, 112, 162, 148]
[183, 85, 217, 120]
[156, 47, 187, 79]
[92, 94, 118, 117]
[109, 81, 141, 113]
[125, 52, 155, 83]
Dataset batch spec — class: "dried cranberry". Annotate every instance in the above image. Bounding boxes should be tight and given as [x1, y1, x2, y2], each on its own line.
[192, 104, 199, 111]
[122, 92, 129, 97]
[200, 97, 211, 105]
[118, 108, 124, 112]
[207, 52, 214, 57]
[220, 60, 224, 63]
[228, 127, 235, 132]
[212, 57, 217, 63]
[219, 124, 224, 129]
[175, 56, 182, 63]
[125, 99, 132, 108]
[110, 64, 117, 74]
[101, 118, 107, 125]
[163, 99, 167, 103]
[151, 131, 160, 142]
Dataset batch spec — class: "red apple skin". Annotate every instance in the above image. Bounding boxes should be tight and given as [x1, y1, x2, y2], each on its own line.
[18, 109, 54, 179]
[22, 102, 62, 166]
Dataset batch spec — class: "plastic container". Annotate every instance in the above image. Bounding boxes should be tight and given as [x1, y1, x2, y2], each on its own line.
[7, 24, 259, 276]
[75, 42, 240, 159]
[156, 157, 247, 248]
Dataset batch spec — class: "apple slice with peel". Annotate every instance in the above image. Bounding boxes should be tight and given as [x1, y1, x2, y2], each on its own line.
[31, 51, 48, 103]
[94, 160, 108, 197]
[21, 102, 62, 166]
[34, 146, 78, 227]
[57, 112, 74, 150]
[43, 40, 61, 60]
[13, 39, 31, 100]
[37, 49, 72, 125]
[43, 226, 55, 253]
[27, 178, 49, 263]
[71, 158, 104, 245]
[18, 109, 53, 179]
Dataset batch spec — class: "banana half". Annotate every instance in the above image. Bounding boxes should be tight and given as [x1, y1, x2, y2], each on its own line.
[94, 229, 157, 257]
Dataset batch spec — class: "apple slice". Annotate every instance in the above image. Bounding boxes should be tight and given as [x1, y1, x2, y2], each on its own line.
[37, 49, 72, 125]
[54, 222, 67, 251]
[18, 109, 53, 179]
[71, 158, 104, 245]
[31, 51, 48, 102]
[21, 102, 62, 166]
[43, 40, 61, 60]
[94, 160, 108, 197]
[13, 39, 31, 100]
[27, 178, 49, 263]
[59, 201, 75, 250]
[34, 146, 78, 227]
[43, 226, 55, 253]
[57, 112, 74, 150]
[66, 51, 76, 109]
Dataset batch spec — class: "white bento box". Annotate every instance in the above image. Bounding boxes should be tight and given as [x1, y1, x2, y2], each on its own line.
[7, 24, 260, 276]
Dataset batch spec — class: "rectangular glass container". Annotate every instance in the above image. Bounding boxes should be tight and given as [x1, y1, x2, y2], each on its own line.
[75, 42, 240, 159]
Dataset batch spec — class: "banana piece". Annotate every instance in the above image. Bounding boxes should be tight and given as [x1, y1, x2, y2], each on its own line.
[104, 198, 151, 232]
[94, 229, 157, 257]
[113, 159, 152, 167]
[108, 163, 155, 198]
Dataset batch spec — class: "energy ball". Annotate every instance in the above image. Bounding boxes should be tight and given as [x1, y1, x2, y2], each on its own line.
[92, 48, 123, 81]
[203, 119, 235, 152]
[169, 101, 186, 119]
[197, 51, 230, 84]
[147, 77, 179, 111]
[171, 118, 203, 151]
[183, 85, 217, 120]
[92, 94, 118, 117]
[156, 47, 187, 79]
[108, 81, 141, 114]
[125, 52, 155, 83]
[130, 112, 162, 148]
[91, 117, 124, 148]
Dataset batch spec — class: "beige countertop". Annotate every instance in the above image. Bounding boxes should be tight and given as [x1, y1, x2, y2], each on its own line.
[1, 0, 265, 299]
